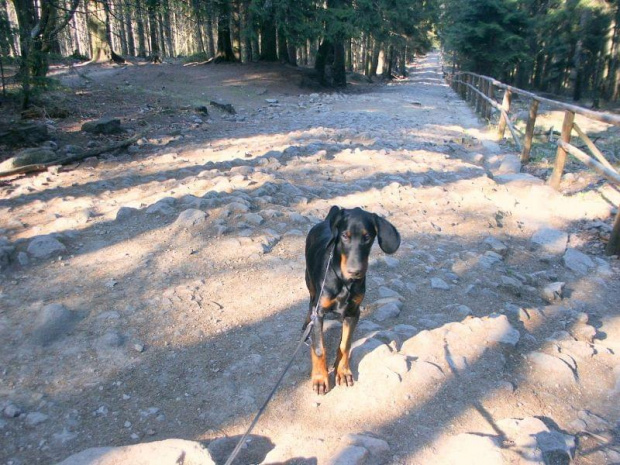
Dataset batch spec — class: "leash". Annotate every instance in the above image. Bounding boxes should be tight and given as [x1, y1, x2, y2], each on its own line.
[223, 246, 334, 465]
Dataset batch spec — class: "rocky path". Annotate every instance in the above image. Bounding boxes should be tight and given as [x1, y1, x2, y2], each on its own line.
[1, 53, 620, 465]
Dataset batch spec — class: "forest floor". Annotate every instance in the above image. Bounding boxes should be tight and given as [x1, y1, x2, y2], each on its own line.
[1, 53, 620, 465]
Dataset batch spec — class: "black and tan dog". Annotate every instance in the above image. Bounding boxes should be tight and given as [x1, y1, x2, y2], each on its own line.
[304, 206, 400, 394]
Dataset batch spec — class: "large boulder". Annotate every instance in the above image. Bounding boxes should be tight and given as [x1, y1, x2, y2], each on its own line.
[55, 439, 215, 465]
[82, 117, 123, 135]
[0, 121, 49, 146]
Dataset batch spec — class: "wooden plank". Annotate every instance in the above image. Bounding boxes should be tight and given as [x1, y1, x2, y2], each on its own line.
[549, 110, 575, 190]
[521, 99, 540, 163]
[558, 140, 620, 185]
[572, 122, 618, 173]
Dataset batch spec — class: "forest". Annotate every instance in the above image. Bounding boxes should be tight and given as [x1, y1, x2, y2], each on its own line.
[0, 0, 618, 107]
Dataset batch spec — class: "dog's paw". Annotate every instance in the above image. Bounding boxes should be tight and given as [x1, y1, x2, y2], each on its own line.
[336, 367, 354, 387]
[312, 373, 329, 395]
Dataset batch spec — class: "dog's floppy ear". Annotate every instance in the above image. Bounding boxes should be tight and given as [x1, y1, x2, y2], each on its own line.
[325, 205, 343, 241]
[373, 214, 400, 254]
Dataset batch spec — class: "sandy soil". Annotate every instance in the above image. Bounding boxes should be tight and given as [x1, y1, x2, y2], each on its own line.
[1, 53, 619, 465]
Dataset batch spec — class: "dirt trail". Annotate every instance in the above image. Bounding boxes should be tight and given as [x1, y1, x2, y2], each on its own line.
[1, 53, 619, 465]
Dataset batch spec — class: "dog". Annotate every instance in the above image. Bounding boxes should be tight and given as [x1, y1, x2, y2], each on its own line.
[304, 206, 400, 394]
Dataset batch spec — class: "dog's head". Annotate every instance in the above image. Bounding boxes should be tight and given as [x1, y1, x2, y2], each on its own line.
[325, 206, 400, 281]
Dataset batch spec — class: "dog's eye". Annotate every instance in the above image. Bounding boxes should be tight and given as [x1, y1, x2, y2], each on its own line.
[363, 234, 371, 242]
[341, 232, 351, 241]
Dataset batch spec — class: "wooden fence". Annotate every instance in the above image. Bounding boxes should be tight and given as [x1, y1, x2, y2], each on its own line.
[446, 70, 620, 256]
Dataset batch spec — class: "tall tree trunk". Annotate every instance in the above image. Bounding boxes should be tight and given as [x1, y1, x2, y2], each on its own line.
[571, 8, 590, 101]
[116, 0, 129, 56]
[605, 2, 620, 101]
[215, 0, 236, 61]
[231, 0, 241, 60]
[206, 4, 216, 57]
[12, 0, 36, 107]
[277, 25, 288, 63]
[191, 0, 206, 55]
[147, 0, 161, 62]
[124, 0, 135, 56]
[162, 0, 174, 56]
[260, 7, 277, 61]
[135, 0, 147, 57]
[369, 39, 380, 77]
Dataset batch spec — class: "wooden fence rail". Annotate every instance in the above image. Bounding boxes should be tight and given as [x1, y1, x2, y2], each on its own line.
[445, 70, 620, 256]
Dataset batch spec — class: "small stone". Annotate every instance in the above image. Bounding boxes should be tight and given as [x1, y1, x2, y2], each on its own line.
[570, 322, 596, 343]
[382, 256, 400, 268]
[540, 282, 565, 303]
[265, 98, 279, 104]
[483, 236, 508, 256]
[430, 277, 450, 290]
[563, 248, 595, 275]
[531, 228, 568, 256]
[373, 302, 402, 321]
[27, 235, 66, 259]
[134, 343, 145, 353]
[25, 412, 49, 427]
[124, 421, 132, 428]
[32, 303, 79, 346]
[17, 251, 29, 266]
[344, 434, 389, 456]
[242, 213, 264, 225]
[329, 445, 368, 465]
[378, 287, 402, 299]
[175, 209, 207, 228]
[3, 404, 21, 418]
[116, 206, 138, 221]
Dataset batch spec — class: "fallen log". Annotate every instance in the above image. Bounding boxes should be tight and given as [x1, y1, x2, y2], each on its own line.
[0, 125, 148, 178]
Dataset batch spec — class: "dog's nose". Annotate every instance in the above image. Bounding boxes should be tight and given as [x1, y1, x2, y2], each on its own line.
[347, 269, 363, 279]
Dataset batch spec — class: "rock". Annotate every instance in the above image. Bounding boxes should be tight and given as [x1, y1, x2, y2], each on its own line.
[328, 445, 368, 465]
[382, 256, 400, 268]
[0, 121, 49, 146]
[3, 404, 21, 418]
[483, 236, 508, 256]
[0, 147, 59, 171]
[478, 251, 503, 268]
[563, 248, 595, 275]
[343, 434, 389, 456]
[17, 251, 29, 266]
[527, 351, 577, 386]
[373, 301, 402, 321]
[531, 228, 568, 257]
[32, 303, 80, 346]
[429, 433, 503, 465]
[55, 438, 216, 465]
[81, 117, 123, 135]
[175, 209, 208, 228]
[116, 206, 138, 221]
[497, 417, 575, 464]
[0, 244, 12, 270]
[430, 277, 450, 290]
[500, 275, 523, 295]
[540, 281, 564, 303]
[242, 213, 264, 225]
[378, 286, 402, 299]
[495, 154, 521, 175]
[96, 330, 124, 349]
[485, 314, 520, 346]
[25, 412, 49, 427]
[494, 173, 544, 186]
[570, 322, 596, 343]
[27, 235, 66, 258]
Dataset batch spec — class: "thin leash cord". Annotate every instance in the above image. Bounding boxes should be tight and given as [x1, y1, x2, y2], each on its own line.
[223, 247, 334, 465]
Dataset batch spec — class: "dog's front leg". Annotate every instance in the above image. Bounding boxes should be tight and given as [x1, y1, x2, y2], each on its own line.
[310, 311, 329, 395]
[334, 311, 359, 387]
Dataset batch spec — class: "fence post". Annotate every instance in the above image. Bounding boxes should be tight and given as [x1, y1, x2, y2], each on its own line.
[548, 110, 575, 189]
[466, 75, 472, 103]
[475, 77, 483, 114]
[485, 81, 494, 120]
[521, 99, 540, 163]
[607, 208, 620, 256]
[497, 90, 512, 140]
